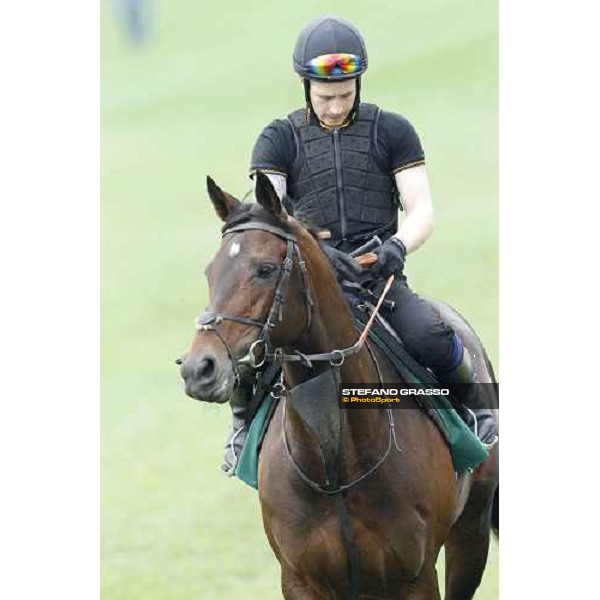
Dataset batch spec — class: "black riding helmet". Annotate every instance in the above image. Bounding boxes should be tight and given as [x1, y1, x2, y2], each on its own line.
[293, 16, 368, 123]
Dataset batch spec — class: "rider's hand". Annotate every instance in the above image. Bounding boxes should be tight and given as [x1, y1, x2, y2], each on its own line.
[372, 237, 407, 279]
[322, 245, 364, 282]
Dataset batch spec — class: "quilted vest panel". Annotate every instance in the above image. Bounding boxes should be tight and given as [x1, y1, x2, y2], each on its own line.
[287, 103, 398, 245]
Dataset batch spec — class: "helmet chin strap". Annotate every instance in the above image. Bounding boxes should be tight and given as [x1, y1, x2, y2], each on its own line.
[303, 77, 362, 127]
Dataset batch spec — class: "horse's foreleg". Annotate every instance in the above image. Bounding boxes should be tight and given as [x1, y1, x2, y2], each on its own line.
[444, 531, 490, 600]
[443, 489, 493, 600]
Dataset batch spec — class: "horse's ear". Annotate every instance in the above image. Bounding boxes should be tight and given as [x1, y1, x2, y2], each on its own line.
[254, 171, 287, 220]
[206, 176, 241, 222]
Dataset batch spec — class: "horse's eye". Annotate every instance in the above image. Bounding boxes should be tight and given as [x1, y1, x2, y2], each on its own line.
[255, 263, 277, 279]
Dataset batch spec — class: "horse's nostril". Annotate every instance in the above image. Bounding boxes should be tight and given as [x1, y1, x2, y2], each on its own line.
[196, 357, 216, 382]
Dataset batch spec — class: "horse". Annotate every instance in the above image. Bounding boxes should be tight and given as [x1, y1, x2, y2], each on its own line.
[179, 172, 499, 600]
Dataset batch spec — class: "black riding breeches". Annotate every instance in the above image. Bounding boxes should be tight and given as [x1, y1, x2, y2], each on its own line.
[375, 275, 460, 375]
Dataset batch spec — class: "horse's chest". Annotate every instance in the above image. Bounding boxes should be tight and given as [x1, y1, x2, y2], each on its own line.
[271, 502, 427, 588]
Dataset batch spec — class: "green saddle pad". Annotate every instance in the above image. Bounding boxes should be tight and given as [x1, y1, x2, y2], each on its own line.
[234, 392, 487, 490]
[424, 395, 489, 473]
[234, 394, 277, 490]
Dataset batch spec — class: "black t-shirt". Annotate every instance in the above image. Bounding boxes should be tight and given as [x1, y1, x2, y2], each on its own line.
[250, 106, 425, 178]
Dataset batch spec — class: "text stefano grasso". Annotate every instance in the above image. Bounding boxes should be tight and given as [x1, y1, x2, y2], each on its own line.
[341, 387, 450, 396]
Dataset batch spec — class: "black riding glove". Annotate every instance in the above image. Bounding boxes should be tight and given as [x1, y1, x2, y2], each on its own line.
[372, 237, 407, 279]
[322, 245, 364, 283]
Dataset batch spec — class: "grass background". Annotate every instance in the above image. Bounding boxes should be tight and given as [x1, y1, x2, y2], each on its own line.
[101, 0, 498, 597]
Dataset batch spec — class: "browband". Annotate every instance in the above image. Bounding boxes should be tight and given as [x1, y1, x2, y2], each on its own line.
[222, 222, 298, 242]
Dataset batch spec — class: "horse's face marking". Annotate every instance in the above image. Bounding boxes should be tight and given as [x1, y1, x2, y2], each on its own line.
[228, 241, 241, 258]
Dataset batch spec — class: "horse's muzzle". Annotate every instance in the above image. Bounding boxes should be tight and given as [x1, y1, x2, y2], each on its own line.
[179, 353, 233, 403]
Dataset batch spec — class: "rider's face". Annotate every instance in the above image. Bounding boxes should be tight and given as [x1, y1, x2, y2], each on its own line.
[308, 79, 357, 128]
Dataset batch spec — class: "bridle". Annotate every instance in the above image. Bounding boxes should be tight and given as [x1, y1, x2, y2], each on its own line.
[195, 221, 314, 385]
[194, 219, 373, 384]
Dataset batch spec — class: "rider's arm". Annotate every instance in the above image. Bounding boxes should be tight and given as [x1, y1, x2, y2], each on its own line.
[377, 110, 430, 254]
[394, 164, 434, 254]
[250, 118, 295, 201]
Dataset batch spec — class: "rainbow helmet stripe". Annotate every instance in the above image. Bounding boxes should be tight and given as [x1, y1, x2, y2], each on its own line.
[305, 53, 365, 79]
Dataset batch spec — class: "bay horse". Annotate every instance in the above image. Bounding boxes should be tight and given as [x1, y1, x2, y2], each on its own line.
[180, 173, 499, 600]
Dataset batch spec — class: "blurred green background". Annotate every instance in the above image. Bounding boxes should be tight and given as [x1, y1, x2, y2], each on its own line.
[101, 0, 498, 598]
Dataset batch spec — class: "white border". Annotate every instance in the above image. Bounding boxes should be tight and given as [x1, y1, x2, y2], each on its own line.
[501, 0, 599, 597]
[0, 2, 99, 598]
[1, 1, 599, 598]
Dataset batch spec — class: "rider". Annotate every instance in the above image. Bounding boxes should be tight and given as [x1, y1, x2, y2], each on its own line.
[222, 15, 497, 475]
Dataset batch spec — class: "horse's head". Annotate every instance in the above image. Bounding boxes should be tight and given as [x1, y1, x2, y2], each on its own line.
[180, 173, 320, 403]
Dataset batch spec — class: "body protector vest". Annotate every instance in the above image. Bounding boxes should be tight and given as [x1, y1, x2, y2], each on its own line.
[287, 103, 399, 250]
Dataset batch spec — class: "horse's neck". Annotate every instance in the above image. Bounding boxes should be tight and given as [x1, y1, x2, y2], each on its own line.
[287, 267, 376, 386]
[284, 262, 384, 453]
